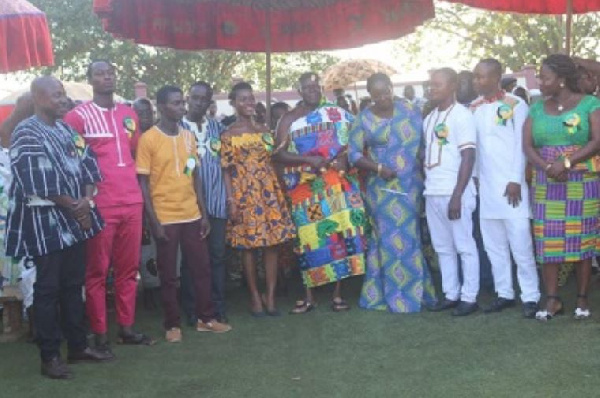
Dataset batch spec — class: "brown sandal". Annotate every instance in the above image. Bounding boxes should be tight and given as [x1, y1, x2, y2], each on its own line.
[331, 298, 350, 312]
[290, 300, 315, 315]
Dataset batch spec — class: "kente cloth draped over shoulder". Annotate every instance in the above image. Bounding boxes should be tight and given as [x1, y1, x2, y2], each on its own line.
[282, 103, 367, 288]
[349, 100, 436, 313]
[220, 132, 295, 249]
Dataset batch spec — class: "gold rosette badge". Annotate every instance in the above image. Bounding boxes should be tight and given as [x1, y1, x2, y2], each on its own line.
[434, 123, 449, 145]
[496, 103, 513, 126]
[563, 113, 581, 135]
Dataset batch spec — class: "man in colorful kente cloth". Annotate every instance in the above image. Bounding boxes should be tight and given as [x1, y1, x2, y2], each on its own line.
[274, 72, 367, 313]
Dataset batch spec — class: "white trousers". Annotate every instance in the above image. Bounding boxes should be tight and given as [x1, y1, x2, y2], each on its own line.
[426, 192, 479, 303]
[480, 218, 540, 303]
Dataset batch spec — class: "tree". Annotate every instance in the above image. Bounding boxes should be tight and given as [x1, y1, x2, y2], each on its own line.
[29, 0, 339, 98]
[393, 2, 600, 73]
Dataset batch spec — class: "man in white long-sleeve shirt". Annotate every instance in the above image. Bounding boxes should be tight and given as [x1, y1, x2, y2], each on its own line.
[424, 68, 480, 317]
[471, 59, 540, 318]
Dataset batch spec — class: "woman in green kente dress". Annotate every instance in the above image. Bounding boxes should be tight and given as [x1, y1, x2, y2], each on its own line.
[523, 54, 600, 321]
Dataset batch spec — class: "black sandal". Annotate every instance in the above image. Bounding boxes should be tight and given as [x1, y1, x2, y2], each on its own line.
[331, 298, 350, 312]
[290, 300, 315, 315]
[117, 332, 156, 346]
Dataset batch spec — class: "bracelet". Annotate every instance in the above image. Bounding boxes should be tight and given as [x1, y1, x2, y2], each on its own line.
[545, 163, 552, 171]
[377, 163, 383, 176]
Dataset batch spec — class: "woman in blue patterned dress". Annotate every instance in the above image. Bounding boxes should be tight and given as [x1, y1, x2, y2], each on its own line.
[348, 73, 436, 313]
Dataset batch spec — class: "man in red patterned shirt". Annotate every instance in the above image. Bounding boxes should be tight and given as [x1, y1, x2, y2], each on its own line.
[64, 60, 152, 355]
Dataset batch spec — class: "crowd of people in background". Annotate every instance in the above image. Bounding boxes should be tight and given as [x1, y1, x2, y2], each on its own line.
[2, 52, 600, 380]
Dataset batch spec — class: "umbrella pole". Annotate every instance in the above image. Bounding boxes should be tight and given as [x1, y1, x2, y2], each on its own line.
[566, 0, 573, 55]
[265, 4, 272, 127]
[354, 82, 358, 104]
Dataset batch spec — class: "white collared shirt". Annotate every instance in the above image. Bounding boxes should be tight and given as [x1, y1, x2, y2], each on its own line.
[424, 103, 476, 196]
[472, 93, 530, 219]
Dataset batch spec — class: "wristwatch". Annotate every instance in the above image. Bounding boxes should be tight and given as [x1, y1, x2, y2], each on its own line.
[564, 157, 572, 170]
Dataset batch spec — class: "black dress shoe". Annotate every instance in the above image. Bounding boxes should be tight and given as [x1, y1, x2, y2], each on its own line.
[427, 299, 459, 312]
[522, 301, 539, 319]
[41, 357, 73, 380]
[484, 297, 516, 314]
[67, 346, 115, 363]
[452, 301, 479, 316]
[216, 314, 229, 324]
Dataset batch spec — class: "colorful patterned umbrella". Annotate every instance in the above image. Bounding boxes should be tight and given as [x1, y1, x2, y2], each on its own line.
[444, 0, 600, 54]
[322, 59, 397, 91]
[0, 0, 54, 73]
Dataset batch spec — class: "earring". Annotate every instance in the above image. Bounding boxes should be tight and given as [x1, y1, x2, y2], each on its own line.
[560, 83, 565, 88]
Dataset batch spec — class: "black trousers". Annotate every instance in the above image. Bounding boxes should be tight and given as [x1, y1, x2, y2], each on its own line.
[33, 242, 87, 361]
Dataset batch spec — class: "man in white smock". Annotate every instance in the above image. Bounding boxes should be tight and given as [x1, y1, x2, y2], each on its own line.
[471, 59, 540, 318]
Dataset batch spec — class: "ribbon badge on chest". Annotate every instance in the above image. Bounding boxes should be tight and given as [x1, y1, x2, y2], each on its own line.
[496, 103, 514, 126]
[434, 123, 449, 146]
[208, 137, 222, 157]
[123, 117, 136, 139]
[183, 156, 196, 176]
[563, 113, 581, 135]
[72, 133, 86, 157]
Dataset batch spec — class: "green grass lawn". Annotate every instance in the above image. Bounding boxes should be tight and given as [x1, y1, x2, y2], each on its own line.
[2, 273, 600, 398]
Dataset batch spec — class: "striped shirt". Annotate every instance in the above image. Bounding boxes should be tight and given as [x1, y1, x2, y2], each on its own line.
[64, 102, 143, 209]
[182, 117, 227, 219]
[5, 116, 104, 257]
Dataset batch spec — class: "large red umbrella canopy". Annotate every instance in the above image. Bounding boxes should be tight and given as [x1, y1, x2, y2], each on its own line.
[444, 0, 600, 14]
[0, 0, 54, 73]
[444, 0, 600, 54]
[93, 0, 435, 52]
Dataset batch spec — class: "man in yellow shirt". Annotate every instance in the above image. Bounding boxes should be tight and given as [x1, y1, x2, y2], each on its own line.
[136, 85, 232, 342]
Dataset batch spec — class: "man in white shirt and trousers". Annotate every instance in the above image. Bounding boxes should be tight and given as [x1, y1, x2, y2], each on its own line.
[471, 59, 540, 318]
[425, 68, 480, 316]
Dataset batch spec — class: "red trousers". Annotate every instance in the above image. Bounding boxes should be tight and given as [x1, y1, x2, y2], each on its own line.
[156, 219, 214, 329]
[85, 204, 142, 334]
